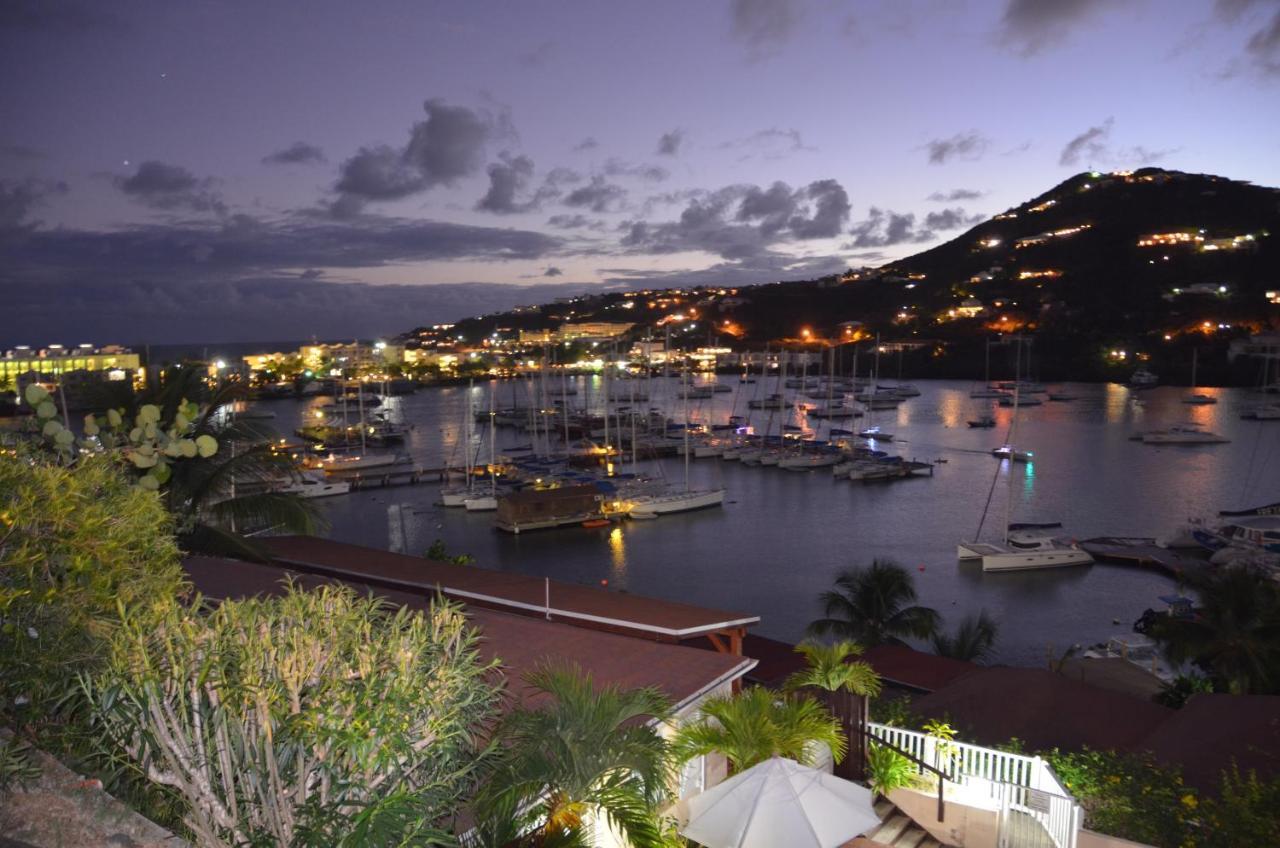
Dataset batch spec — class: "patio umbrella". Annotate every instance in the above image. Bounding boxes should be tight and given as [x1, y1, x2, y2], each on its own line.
[680, 756, 883, 848]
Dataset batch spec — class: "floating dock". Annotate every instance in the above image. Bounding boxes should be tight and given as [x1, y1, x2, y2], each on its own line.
[1079, 537, 1212, 579]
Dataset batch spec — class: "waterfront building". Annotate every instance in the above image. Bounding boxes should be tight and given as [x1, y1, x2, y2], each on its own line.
[2, 344, 141, 407]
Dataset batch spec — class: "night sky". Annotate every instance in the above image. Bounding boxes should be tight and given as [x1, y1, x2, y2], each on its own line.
[3, 0, 1278, 345]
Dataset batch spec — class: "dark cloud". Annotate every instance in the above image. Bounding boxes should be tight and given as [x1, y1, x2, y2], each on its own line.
[730, 0, 802, 60]
[603, 159, 669, 182]
[332, 99, 498, 212]
[0, 0, 123, 33]
[475, 153, 537, 214]
[997, 0, 1115, 57]
[1216, 0, 1280, 75]
[0, 178, 67, 230]
[1059, 118, 1113, 166]
[600, 252, 849, 292]
[262, 141, 326, 166]
[563, 176, 627, 213]
[0, 144, 44, 160]
[573, 137, 599, 152]
[546, 213, 606, 231]
[543, 266, 564, 277]
[923, 207, 985, 231]
[519, 40, 555, 67]
[928, 188, 984, 202]
[657, 130, 684, 156]
[720, 127, 814, 156]
[923, 132, 990, 164]
[847, 207, 936, 248]
[622, 178, 851, 260]
[114, 161, 224, 214]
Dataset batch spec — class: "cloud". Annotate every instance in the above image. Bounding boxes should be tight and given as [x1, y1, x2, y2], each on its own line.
[0, 178, 67, 230]
[599, 252, 849, 292]
[1214, 0, 1280, 76]
[847, 207, 936, 248]
[928, 188, 984, 202]
[114, 161, 224, 214]
[1059, 118, 1114, 166]
[475, 153, 537, 214]
[621, 178, 851, 260]
[923, 132, 990, 164]
[332, 99, 499, 212]
[657, 129, 684, 156]
[996, 0, 1115, 57]
[730, 0, 802, 60]
[563, 176, 628, 213]
[923, 207, 985, 231]
[603, 158, 669, 182]
[262, 141, 326, 166]
[543, 266, 564, 277]
[519, 40, 555, 67]
[718, 127, 815, 161]
[546, 213, 606, 231]
[0, 143, 44, 160]
[573, 137, 599, 152]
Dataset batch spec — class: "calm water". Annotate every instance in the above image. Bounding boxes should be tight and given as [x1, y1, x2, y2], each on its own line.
[262, 376, 1280, 666]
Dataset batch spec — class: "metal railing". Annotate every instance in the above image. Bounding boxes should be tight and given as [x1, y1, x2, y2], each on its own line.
[865, 722, 1081, 848]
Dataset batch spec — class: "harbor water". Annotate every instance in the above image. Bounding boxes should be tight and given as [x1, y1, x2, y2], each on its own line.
[264, 375, 1280, 666]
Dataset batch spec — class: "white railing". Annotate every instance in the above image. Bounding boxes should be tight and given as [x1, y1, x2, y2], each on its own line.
[866, 722, 1080, 848]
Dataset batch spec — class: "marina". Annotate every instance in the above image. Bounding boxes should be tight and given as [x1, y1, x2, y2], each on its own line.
[245, 372, 1280, 667]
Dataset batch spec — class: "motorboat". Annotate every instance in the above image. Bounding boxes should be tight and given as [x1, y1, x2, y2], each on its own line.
[1241, 404, 1280, 420]
[1046, 392, 1078, 402]
[279, 471, 351, 499]
[858, 426, 894, 442]
[1182, 349, 1216, 404]
[463, 492, 499, 511]
[998, 394, 1042, 407]
[969, 387, 1008, 399]
[991, 445, 1034, 462]
[747, 394, 787, 410]
[314, 452, 403, 473]
[1129, 368, 1159, 389]
[777, 453, 842, 471]
[968, 416, 996, 428]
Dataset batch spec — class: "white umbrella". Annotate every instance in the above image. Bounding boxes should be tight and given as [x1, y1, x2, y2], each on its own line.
[680, 756, 883, 848]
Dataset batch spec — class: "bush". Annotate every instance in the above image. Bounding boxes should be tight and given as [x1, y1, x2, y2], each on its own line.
[1197, 765, 1280, 847]
[0, 451, 186, 728]
[1046, 748, 1192, 848]
[86, 584, 501, 848]
[865, 742, 921, 798]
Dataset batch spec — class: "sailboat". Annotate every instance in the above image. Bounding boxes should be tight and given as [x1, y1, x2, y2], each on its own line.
[628, 368, 725, 518]
[960, 338, 1093, 571]
[1182, 348, 1216, 405]
[858, 336, 895, 441]
[970, 338, 1006, 398]
[441, 382, 478, 506]
[464, 382, 500, 511]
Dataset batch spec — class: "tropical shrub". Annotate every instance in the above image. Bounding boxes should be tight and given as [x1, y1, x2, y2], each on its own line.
[0, 450, 186, 728]
[869, 694, 919, 728]
[865, 743, 920, 798]
[86, 585, 500, 848]
[674, 686, 846, 772]
[1045, 748, 1191, 848]
[808, 559, 939, 646]
[784, 639, 883, 698]
[1197, 765, 1280, 847]
[475, 664, 675, 848]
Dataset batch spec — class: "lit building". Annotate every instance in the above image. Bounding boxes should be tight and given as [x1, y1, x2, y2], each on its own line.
[2, 344, 141, 408]
[555, 322, 635, 341]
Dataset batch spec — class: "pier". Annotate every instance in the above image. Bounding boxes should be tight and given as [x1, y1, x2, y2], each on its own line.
[1080, 537, 1213, 579]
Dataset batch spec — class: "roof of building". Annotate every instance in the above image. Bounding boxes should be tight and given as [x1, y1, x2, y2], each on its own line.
[741, 634, 809, 688]
[1140, 694, 1280, 792]
[910, 666, 1172, 753]
[183, 555, 753, 713]
[257, 535, 759, 642]
[861, 645, 979, 693]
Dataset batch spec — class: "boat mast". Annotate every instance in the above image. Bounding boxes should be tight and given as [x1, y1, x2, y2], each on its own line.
[357, 379, 367, 454]
[488, 380, 496, 498]
[683, 367, 691, 492]
[1003, 338, 1024, 545]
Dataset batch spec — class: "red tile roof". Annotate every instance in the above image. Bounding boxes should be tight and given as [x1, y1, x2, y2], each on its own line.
[183, 555, 753, 712]
[259, 536, 759, 642]
[1139, 694, 1280, 792]
[911, 666, 1172, 753]
[861, 645, 979, 693]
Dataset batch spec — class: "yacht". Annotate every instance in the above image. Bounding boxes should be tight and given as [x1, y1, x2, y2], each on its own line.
[463, 492, 499, 511]
[1129, 368, 1159, 389]
[958, 537, 1094, 572]
[1182, 349, 1216, 404]
[1241, 404, 1280, 421]
[992, 445, 1034, 462]
[280, 471, 351, 499]
[628, 487, 725, 518]
[314, 452, 403, 473]
[969, 387, 1008, 399]
[858, 425, 894, 442]
[777, 452, 842, 471]
[998, 394, 1042, 407]
[968, 415, 996, 428]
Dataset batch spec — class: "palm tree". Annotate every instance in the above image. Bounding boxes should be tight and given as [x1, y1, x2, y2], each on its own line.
[808, 560, 940, 646]
[1147, 566, 1280, 695]
[784, 640, 883, 698]
[476, 664, 675, 848]
[673, 686, 846, 773]
[931, 610, 999, 663]
[88, 366, 319, 557]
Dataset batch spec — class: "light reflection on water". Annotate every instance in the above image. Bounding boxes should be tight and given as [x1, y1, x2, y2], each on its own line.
[270, 376, 1280, 666]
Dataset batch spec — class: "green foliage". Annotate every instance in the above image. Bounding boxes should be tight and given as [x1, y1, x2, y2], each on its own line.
[1147, 566, 1280, 694]
[869, 694, 919, 728]
[86, 584, 500, 848]
[865, 743, 920, 798]
[0, 451, 186, 728]
[923, 719, 958, 775]
[0, 734, 41, 791]
[1155, 674, 1215, 709]
[476, 664, 675, 848]
[673, 686, 846, 773]
[931, 609, 999, 663]
[1046, 747, 1192, 848]
[807, 559, 940, 647]
[1197, 765, 1280, 847]
[784, 640, 883, 697]
[426, 538, 476, 566]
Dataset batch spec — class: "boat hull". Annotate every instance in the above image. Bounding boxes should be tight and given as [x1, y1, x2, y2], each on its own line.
[982, 549, 1094, 571]
[629, 489, 726, 517]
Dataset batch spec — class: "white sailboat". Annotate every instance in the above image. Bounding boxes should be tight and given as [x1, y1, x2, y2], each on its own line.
[629, 369, 725, 518]
[464, 383, 499, 511]
[857, 336, 895, 441]
[441, 381, 478, 506]
[1182, 348, 1216, 405]
[970, 338, 1006, 398]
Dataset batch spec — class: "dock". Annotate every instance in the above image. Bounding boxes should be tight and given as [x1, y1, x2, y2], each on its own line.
[324, 465, 452, 490]
[1079, 537, 1212, 579]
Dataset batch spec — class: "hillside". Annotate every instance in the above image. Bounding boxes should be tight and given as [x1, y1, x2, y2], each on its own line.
[403, 168, 1280, 384]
